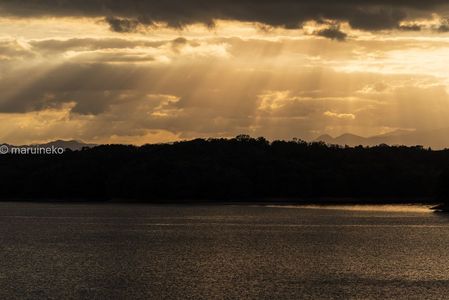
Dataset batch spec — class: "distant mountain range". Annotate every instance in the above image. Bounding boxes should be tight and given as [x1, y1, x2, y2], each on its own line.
[316, 128, 449, 149]
[1, 140, 97, 151]
[2, 129, 449, 152]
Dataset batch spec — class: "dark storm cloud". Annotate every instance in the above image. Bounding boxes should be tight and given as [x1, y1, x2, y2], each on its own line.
[105, 16, 140, 33]
[438, 25, 449, 32]
[436, 20, 449, 32]
[398, 24, 422, 32]
[346, 8, 406, 31]
[314, 27, 347, 41]
[0, 0, 448, 32]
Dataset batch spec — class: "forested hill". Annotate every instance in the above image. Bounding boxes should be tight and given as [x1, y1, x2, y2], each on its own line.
[1, 135, 449, 203]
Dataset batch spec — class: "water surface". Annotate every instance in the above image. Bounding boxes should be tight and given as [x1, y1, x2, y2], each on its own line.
[1, 203, 448, 299]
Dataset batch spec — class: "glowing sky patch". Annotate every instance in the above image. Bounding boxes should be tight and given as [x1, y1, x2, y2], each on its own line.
[1, 2, 449, 145]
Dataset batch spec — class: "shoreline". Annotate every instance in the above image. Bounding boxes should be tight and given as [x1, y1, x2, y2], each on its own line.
[0, 197, 438, 206]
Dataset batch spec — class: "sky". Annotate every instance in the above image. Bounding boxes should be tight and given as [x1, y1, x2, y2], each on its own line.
[2, 1, 449, 145]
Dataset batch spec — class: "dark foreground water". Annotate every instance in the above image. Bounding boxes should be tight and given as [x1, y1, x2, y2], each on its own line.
[1, 203, 449, 299]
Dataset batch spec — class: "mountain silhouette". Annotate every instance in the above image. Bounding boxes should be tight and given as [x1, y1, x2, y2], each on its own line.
[316, 127, 449, 149]
[37, 140, 97, 151]
[1, 140, 96, 151]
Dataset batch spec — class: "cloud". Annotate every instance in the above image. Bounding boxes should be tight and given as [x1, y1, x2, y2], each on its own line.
[29, 38, 167, 55]
[0, 39, 34, 61]
[2, 34, 449, 144]
[314, 26, 347, 41]
[398, 24, 422, 31]
[1, 59, 448, 143]
[324, 111, 356, 120]
[347, 8, 406, 31]
[436, 20, 449, 32]
[1, 1, 449, 33]
[68, 51, 156, 63]
[105, 16, 141, 33]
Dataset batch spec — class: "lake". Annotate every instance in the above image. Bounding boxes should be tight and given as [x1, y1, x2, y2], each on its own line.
[1, 203, 449, 299]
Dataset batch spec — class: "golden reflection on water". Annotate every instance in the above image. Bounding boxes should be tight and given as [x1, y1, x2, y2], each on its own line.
[266, 205, 433, 213]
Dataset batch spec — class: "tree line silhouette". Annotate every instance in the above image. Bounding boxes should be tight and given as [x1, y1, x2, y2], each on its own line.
[1, 135, 449, 203]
